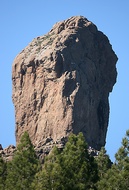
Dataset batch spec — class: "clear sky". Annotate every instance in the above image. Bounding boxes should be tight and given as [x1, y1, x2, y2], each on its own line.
[1, 1, 129, 161]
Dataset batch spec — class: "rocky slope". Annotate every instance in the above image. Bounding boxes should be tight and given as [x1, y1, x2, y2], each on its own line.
[12, 16, 117, 153]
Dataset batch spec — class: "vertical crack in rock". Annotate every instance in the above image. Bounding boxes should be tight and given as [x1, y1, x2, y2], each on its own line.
[12, 16, 118, 153]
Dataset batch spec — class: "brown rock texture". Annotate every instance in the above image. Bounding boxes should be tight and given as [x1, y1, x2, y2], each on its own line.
[12, 16, 117, 150]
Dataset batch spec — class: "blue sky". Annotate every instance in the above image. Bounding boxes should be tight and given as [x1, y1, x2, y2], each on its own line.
[1, 1, 129, 161]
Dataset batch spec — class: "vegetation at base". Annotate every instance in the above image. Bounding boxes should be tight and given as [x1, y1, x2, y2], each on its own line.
[0, 154, 7, 189]
[97, 129, 129, 190]
[5, 132, 40, 190]
[32, 133, 98, 190]
[1, 130, 129, 189]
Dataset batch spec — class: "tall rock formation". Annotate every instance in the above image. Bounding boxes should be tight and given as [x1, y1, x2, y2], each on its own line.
[12, 16, 117, 151]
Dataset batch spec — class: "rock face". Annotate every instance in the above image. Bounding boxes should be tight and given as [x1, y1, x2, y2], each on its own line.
[12, 16, 117, 151]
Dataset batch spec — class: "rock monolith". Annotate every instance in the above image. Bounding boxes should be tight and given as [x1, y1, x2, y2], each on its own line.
[12, 16, 117, 152]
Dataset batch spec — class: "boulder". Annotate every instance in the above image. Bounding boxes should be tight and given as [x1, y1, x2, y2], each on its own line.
[0, 145, 16, 161]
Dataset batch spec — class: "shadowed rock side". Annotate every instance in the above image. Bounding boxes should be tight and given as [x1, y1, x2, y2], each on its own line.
[12, 16, 117, 151]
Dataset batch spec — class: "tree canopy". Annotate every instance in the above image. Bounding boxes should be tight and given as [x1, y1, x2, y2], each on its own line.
[32, 132, 98, 190]
[5, 131, 40, 190]
[1, 130, 129, 189]
[0, 154, 7, 189]
[97, 130, 129, 190]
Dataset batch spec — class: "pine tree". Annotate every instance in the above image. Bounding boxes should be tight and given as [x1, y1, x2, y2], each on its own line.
[33, 133, 98, 190]
[95, 147, 111, 179]
[114, 129, 129, 189]
[98, 130, 129, 190]
[59, 133, 98, 190]
[5, 131, 40, 190]
[0, 154, 7, 189]
[32, 146, 62, 190]
[97, 164, 121, 190]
